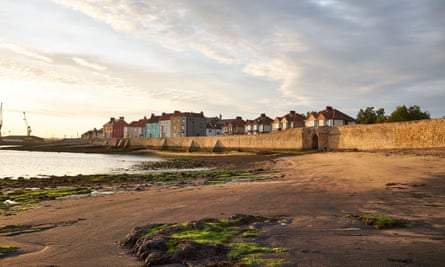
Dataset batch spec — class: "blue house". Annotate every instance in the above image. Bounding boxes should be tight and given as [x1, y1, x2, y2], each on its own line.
[145, 114, 160, 138]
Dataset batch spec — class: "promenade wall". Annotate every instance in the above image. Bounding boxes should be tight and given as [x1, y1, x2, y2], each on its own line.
[128, 128, 305, 152]
[330, 118, 445, 150]
[112, 118, 445, 152]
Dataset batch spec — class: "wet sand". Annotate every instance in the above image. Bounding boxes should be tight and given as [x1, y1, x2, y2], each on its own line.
[1, 151, 445, 266]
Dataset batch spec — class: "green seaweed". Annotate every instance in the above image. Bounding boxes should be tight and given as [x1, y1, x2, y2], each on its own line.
[1, 187, 90, 206]
[0, 246, 18, 258]
[0, 187, 91, 213]
[359, 214, 407, 229]
[139, 224, 172, 237]
[134, 215, 290, 265]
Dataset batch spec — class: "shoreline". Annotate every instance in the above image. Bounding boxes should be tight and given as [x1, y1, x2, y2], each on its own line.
[1, 149, 445, 265]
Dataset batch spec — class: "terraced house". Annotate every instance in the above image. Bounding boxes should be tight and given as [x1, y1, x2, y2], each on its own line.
[223, 116, 246, 135]
[171, 111, 207, 137]
[305, 106, 356, 127]
[145, 114, 160, 138]
[273, 110, 305, 131]
[124, 117, 148, 138]
[103, 117, 128, 138]
[245, 113, 273, 135]
[85, 106, 356, 141]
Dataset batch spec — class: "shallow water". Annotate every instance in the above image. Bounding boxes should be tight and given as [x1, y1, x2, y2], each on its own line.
[0, 149, 161, 179]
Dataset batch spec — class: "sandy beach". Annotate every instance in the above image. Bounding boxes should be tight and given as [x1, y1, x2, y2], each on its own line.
[1, 151, 445, 266]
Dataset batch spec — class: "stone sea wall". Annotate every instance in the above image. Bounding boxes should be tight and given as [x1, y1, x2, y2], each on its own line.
[116, 118, 445, 152]
[331, 118, 445, 150]
[128, 128, 305, 152]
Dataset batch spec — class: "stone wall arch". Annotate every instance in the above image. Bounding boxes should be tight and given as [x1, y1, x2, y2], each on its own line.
[311, 134, 319, 150]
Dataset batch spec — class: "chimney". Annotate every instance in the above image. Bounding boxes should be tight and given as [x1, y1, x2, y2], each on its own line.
[326, 106, 333, 111]
[290, 110, 296, 115]
[261, 113, 266, 117]
[119, 116, 124, 120]
[110, 117, 115, 122]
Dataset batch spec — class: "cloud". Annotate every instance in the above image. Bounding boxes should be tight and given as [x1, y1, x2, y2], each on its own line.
[0, 40, 54, 63]
[52, 1, 445, 114]
[72, 57, 107, 71]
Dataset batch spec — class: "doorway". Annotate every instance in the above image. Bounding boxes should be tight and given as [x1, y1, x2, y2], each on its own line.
[311, 134, 319, 150]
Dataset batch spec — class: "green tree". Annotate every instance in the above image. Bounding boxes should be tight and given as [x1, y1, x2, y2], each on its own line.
[356, 107, 386, 124]
[387, 105, 430, 122]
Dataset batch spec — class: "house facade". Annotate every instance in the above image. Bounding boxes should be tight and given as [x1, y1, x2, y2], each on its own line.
[206, 117, 224, 136]
[223, 117, 245, 135]
[145, 114, 160, 138]
[167, 111, 207, 137]
[305, 106, 356, 127]
[273, 110, 305, 131]
[81, 128, 100, 140]
[124, 117, 148, 138]
[103, 117, 128, 139]
[159, 113, 172, 138]
[246, 114, 273, 134]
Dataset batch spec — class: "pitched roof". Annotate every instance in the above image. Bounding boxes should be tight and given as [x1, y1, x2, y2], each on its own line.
[224, 117, 245, 127]
[206, 122, 222, 129]
[317, 106, 355, 121]
[147, 114, 160, 123]
[283, 111, 305, 122]
[128, 118, 148, 127]
[104, 116, 128, 127]
[254, 113, 273, 125]
[159, 113, 173, 121]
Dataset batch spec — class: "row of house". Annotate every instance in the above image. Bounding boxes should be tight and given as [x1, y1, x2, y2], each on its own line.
[81, 106, 356, 140]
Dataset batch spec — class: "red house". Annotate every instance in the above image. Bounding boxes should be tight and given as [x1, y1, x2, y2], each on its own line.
[103, 116, 128, 138]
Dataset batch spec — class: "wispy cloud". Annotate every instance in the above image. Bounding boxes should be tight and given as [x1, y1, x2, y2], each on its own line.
[0, 40, 54, 63]
[72, 57, 107, 71]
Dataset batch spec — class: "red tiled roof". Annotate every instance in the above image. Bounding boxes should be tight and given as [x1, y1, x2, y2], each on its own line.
[317, 106, 355, 121]
[223, 117, 245, 127]
[128, 118, 148, 127]
[254, 113, 273, 125]
[283, 111, 305, 122]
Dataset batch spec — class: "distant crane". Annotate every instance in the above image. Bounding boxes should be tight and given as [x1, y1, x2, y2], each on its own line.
[0, 102, 2, 137]
[23, 112, 32, 137]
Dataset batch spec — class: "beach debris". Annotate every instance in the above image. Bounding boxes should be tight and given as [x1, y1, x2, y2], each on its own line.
[3, 200, 18, 205]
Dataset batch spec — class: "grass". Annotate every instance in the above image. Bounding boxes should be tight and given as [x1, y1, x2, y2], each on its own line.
[359, 214, 407, 229]
[0, 246, 18, 258]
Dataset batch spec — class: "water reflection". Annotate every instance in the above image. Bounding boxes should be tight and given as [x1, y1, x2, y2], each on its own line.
[0, 149, 161, 179]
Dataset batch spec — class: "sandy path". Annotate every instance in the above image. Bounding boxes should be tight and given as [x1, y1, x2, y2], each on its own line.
[1, 152, 445, 266]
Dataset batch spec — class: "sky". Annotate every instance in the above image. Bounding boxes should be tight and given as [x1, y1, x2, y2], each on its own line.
[0, 0, 444, 138]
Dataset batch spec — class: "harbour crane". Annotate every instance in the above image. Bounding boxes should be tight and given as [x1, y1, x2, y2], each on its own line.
[0, 102, 2, 137]
[23, 112, 32, 137]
